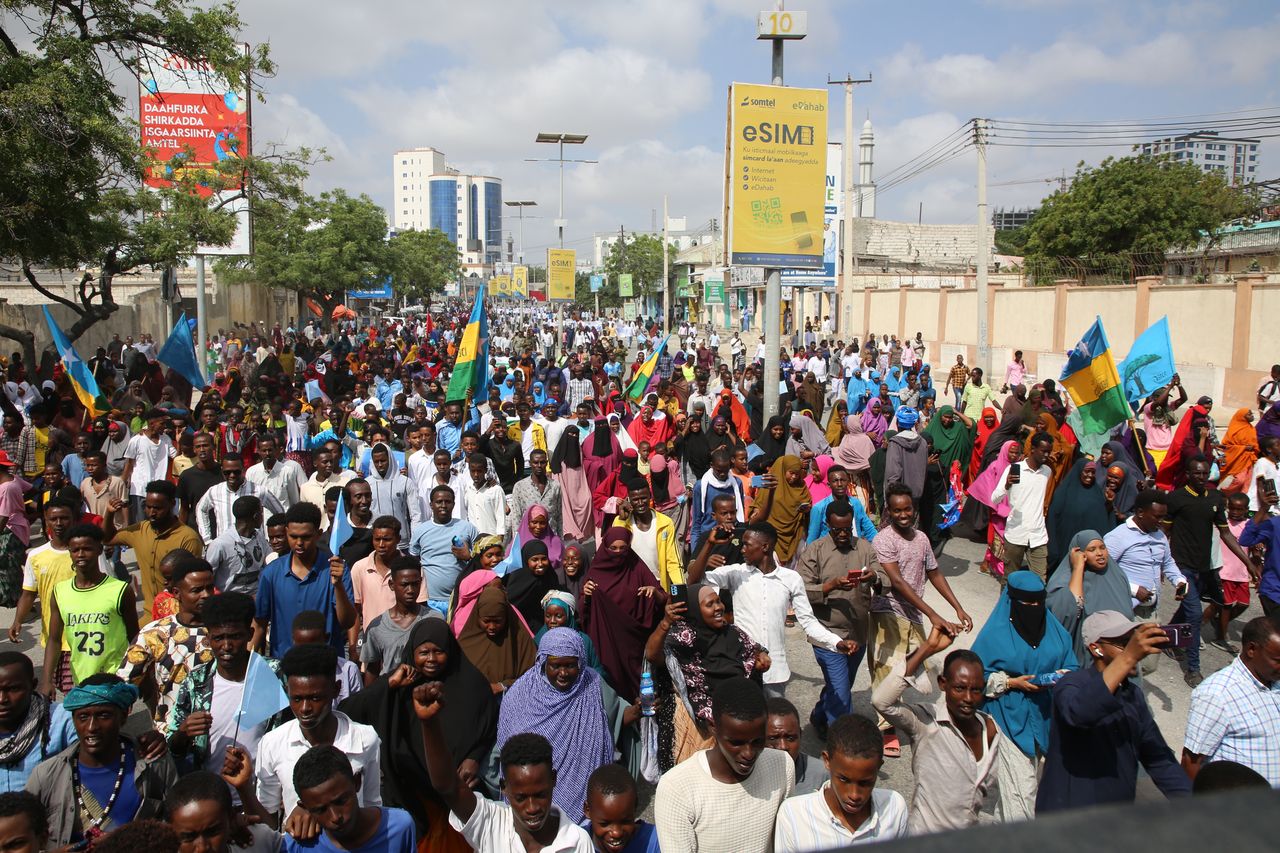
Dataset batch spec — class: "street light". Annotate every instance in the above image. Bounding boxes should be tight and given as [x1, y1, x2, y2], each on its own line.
[504, 200, 537, 264]
[528, 132, 595, 248]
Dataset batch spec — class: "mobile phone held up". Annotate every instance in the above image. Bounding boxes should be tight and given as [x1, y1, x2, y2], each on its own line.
[669, 583, 687, 602]
[1159, 623, 1194, 648]
[750, 474, 766, 488]
[1009, 462, 1021, 479]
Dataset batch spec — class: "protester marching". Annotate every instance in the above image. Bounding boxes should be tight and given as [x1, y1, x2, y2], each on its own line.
[0, 290, 1275, 853]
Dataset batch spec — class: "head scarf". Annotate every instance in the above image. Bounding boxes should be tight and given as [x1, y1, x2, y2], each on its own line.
[505, 540, 561, 632]
[517, 504, 563, 567]
[455, 579, 538, 685]
[756, 414, 791, 465]
[495, 628, 613, 824]
[971, 571, 1076, 758]
[1002, 385, 1028, 419]
[1155, 403, 1209, 490]
[921, 405, 974, 471]
[680, 415, 715, 480]
[860, 400, 889, 445]
[824, 401, 849, 447]
[550, 428, 593, 541]
[761, 455, 811, 563]
[893, 406, 919, 431]
[554, 543, 589, 600]
[968, 440, 1019, 511]
[969, 407, 1000, 482]
[1257, 401, 1280, 442]
[1046, 458, 1114, 568]
[1045, 530, 1135, 665]
[1026, 412, 1074, 508]
[339, 619, 497, 833]
[672, 583, 750, 687]
[582, 527, 663, 701]
[833, 414, 874, 472]
[1221, 408, 1258, 492]
[785, 412, 832, 458]
[63, 681, 138, 711]
[805, 455, 835, 503]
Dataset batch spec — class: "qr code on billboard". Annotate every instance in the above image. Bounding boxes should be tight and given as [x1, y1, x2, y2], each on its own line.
[750, 197, 783, 225]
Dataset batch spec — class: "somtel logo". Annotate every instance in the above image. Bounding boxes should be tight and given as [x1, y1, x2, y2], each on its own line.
[741, 95, 776, 108]
[741, 123, 815, 145]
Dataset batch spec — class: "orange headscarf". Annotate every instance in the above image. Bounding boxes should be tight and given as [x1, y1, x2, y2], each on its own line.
[968, 407, 999, 485]
[1220, 408, 1257, 493]
[1025, 412, 1074, 509]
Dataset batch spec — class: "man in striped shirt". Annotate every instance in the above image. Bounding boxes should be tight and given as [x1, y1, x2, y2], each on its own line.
[195, 456, 284, 542]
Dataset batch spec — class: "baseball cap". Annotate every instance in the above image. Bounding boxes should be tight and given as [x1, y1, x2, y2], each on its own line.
[1082, 610, 1144, 646]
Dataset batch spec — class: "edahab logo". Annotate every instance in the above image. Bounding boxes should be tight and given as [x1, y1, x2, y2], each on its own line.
[741, 95, 776, 108]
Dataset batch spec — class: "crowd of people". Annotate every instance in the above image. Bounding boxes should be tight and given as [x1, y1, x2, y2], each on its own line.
[0, 302, 1275, 853]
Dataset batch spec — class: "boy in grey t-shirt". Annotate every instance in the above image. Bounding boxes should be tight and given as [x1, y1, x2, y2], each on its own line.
[359, 558, 441, 683]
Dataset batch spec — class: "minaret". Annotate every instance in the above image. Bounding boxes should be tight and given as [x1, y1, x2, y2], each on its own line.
[857, 117, 876, 218]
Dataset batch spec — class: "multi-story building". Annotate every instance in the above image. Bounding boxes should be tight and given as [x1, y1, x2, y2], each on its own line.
[1139, 131, 1260, 186]
[992, 207, 1036, 230]
[391, 147, 503, 269]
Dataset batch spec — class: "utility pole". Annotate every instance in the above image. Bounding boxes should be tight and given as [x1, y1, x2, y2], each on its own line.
[195, 254, 207, 382]
[761, 1, 787, 424]
[662, 195, 670, 337]
[828, 73, 871, 339]
[974, 117, 991, 378]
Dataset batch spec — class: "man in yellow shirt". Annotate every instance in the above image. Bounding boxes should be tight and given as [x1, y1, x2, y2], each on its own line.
[613, 481, 684, 590]
[7, 501, 80, 691]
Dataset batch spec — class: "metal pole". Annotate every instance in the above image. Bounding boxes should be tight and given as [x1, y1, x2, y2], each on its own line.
[762, 7, 785, 423]
[662, 195, 670, 337]
[842, 81, 855, 339]
[558, 139, 565, 250]
[518, 208, 525, 264]
[195, 254, 208, 382]
[975, 117, 991, 378]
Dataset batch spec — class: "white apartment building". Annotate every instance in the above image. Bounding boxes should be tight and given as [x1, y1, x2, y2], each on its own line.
[392, 147, 503, 268]
[1139, 131, 1260, 186]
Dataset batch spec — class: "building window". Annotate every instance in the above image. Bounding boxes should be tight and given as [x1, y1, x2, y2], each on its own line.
[429, 179, 458, 243]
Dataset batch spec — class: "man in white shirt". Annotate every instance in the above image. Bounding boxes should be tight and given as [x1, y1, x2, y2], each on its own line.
[457, 453, 506, 537]
[688, 522, 858, 695]
[656, 678, 794, 853]
[245, 434, 306, 512]
[121, 409, 176, 523]
[988, 432, 1053, 579]
[300, 449, 355, 510]
[1248, 435, 1280, 514]
[414, 682, 593, 851]
[774, 714, 908, 852]
[196, 456, 285, 542]
[256, 644, 381, 829]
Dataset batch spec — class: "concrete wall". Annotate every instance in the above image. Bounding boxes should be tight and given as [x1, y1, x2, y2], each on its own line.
[841, 274, 1270, 413]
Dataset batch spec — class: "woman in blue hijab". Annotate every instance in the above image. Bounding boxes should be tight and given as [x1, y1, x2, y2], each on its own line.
[971, 570, 1077, 821]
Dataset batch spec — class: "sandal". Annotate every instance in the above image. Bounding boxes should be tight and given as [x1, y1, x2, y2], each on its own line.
[882, 732, 902, 758]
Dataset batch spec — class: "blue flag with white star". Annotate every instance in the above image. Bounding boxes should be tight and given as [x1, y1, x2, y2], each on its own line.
[41, 306, 108, 416]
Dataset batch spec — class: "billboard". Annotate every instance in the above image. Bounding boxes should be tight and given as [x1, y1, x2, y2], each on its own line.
[725, 82, 828, 269]
[512, 265, 528, 297]
[139, 45, 251, 255]
[590, 274, 604, 293]
[705, 280, 725, 304]
[348, 277, 393, 300]
[618, 273, 634, 297]
[493, 275, 511, 297]
[783, 142, 842, 286]
[547, 249, 576, 301]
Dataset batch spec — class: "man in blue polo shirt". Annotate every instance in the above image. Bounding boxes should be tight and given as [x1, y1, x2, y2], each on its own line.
[253, 502, 356, 657]
[408, 485, 476, 615]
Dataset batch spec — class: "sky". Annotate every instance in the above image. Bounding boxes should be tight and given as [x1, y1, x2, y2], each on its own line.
[232, 0, 1280, 259]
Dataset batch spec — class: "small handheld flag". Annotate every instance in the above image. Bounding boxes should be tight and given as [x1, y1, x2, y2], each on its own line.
[41, 307, 108, 417]
[234, 652, 289, 732]
[157, 312, 207, 390]
[330, 491, 353, 555]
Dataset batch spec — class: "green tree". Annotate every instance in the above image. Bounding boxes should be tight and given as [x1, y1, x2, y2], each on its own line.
[993, 223, 1031, 256]
[0, 0, 313, 365]
[601, 234, 680, 304]
[1022, 155, 1255, 281]
[222, 191, 391, 326]
[388, 229, 460, 308]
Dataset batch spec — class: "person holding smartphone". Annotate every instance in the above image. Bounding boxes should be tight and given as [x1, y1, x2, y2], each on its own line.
[988, 432, 1054, 580]
[795, 503, 882, 738]
[1103, 489, 1187, 623]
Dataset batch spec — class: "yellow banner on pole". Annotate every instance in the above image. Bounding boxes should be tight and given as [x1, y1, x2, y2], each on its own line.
[493, 275, 511, 296]
[726, 82, 828, 268]
[512, 266, 528, 297]
[547, 249, 576, 301]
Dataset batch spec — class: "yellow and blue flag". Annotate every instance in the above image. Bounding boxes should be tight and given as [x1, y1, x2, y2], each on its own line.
[626, 335, 670, 401]
[1060, 316, 1132, 434]
[42, 307, 108, 417]
[446, 284, 490, 403]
